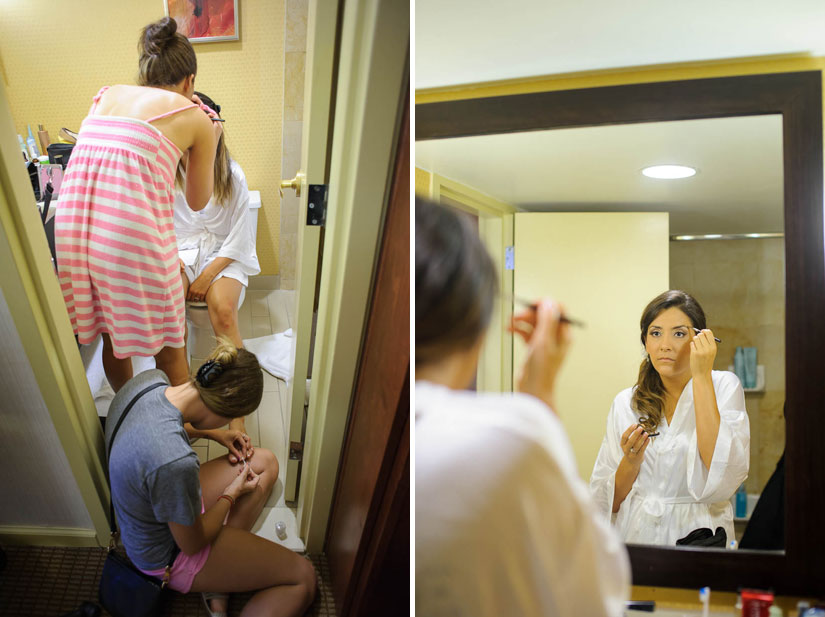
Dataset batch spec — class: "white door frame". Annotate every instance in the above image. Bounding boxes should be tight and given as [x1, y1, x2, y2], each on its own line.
[424, 171, 517, 393]
[283, 0, 340, 504]
[295, 0, 409, 552]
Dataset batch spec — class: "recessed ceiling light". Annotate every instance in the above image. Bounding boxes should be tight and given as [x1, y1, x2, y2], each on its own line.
[641, 165, 697, 179]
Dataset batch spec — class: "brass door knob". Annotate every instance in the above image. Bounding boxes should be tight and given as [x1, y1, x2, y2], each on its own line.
[279, 172, 305, 198]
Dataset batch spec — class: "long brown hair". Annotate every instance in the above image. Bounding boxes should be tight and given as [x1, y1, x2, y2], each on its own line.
[175, 91, 233, 204]
[415, 198, 498, 366]
[632, 290, 707, 433]
[193, 336, 263, 418]
[137, 17, 197, 87]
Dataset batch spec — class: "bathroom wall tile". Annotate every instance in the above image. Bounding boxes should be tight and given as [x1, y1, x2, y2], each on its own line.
[280, 278, 296, 291]
[281, 191, 299, 235]
[280, 232, 297, 282]
[284, 53, 306, 121]
[285, 0, 309, 52]
[669, 263, 694, 294]
[281, 121, 304, 179]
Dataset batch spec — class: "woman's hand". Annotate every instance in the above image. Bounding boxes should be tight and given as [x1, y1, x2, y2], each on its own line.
[211, 429, 253, 464]
[186, 273, 212, 302]
[509, 298, 571, 411]
[223, 461, 259, 500]
[192, 93, 223, 143]
[690, 329, 717, 378]
[620, 423, 650, 466]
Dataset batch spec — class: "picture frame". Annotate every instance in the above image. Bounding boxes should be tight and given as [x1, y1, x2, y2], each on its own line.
[163, 0, 239, 43]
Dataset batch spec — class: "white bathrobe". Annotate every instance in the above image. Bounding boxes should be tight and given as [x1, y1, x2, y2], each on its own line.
[174, 161, 260, 287]
[589, 370, 750, 547]
[416, 381, 630, 617]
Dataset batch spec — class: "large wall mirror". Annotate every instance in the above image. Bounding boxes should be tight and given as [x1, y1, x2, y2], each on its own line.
[416, 72, 824, 594]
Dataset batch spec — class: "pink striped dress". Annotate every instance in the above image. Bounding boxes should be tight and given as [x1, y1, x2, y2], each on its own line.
[55, 87, 197, 358]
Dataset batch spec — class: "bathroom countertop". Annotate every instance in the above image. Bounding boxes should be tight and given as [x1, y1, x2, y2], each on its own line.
[626, 610, 733, 616]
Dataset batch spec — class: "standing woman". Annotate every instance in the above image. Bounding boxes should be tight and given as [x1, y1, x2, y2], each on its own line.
[106, 337, 316, 617]
[55, 17, 221, 392]
[590, 290, 750, 546]
[415, 198, 629, 617]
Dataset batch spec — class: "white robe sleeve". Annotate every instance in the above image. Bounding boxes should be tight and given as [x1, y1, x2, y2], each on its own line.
[589, 397, 626, 521]
[215, 164, 261, 276]
[686, 372, 750, 503]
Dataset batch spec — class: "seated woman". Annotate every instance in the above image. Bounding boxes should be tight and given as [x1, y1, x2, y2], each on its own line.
[174, 92, 260, 441]
[415, 198, 629, 617]
[590, 290, 750, 546]
[106, 337, 315, 617]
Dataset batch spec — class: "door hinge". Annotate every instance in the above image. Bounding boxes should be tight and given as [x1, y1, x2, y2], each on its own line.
[505, 246, 514, 270]
[307, 184, 328, 226]
[289, 441, 303, 461]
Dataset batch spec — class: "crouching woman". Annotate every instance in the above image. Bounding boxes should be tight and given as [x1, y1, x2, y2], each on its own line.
[106, 336, 316, 617]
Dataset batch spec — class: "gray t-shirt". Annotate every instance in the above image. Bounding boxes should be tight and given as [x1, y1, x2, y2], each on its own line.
[105, 370, 201, 570]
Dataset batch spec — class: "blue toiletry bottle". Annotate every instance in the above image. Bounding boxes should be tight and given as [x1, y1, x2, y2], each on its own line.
[735, 483, 747, 518]
[734, 347, 746, 386]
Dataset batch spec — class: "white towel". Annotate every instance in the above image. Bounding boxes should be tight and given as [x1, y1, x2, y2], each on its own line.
[243, 329, 294, 382]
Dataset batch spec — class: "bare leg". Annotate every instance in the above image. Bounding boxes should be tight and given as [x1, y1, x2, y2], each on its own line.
[154, 345, 189, 385]
[101, 333, 132, 392]
[205, 277, 244, 349]
[200, 448, 278, 531]
[206, 277, 246, 434]
[189, 527, 316, 617]
[192, 449, 302, 615]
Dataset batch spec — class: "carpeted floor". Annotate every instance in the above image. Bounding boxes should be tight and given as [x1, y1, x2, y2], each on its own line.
[0, 546, 336, 617]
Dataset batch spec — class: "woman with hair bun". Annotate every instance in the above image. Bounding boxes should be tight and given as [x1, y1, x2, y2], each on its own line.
[415, 198, 629, 617]
[106, 336, 316, 617]
[55, 16, 222, 392]
[590, 290, 750, 547]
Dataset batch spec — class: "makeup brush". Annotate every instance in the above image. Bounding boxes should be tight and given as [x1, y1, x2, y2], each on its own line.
[692, 327, 722, 343]
[514, 297, 586, 327]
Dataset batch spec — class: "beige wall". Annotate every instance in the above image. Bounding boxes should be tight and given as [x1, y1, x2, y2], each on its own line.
[514, 212, 670, 479]
[0, 0, 285, 275]
[670, 238, 785, 494]
[279, 0, 309, 290]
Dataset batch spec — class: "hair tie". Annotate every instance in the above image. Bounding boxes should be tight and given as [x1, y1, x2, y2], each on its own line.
[196, 360, 223, 387]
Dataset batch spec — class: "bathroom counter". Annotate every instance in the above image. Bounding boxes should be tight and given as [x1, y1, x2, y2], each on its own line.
[627, 610, 732, 616]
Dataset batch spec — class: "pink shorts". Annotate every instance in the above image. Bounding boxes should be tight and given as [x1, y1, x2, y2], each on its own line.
[139, 499, 211, 593]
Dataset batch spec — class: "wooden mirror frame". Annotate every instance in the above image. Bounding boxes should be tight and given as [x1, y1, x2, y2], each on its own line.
[416, 71, 825, 595]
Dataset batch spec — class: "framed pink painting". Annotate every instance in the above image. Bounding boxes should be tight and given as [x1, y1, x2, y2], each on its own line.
[164, 0, 239, 43]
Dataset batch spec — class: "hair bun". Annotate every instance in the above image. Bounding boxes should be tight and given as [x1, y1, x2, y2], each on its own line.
[144, 16, 178, 55]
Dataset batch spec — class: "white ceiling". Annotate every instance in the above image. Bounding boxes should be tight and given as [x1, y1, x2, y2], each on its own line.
[415, 0, 825, 89]
[415, 115, 784, 235]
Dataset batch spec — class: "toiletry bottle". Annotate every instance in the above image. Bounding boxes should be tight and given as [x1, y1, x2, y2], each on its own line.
[734, 347, 746, 386]
[17, 134, 29, 162]
[37, 124, 51, 153]
[26, 125, 40, 159]
[736, 483, 747, 518]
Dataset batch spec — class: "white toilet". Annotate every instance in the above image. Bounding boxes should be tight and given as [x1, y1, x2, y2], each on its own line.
[185, 190, 261, 361]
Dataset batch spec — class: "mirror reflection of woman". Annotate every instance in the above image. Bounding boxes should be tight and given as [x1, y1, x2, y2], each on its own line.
[590, 290, 750, 546]
[416, 198, 629, 617]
